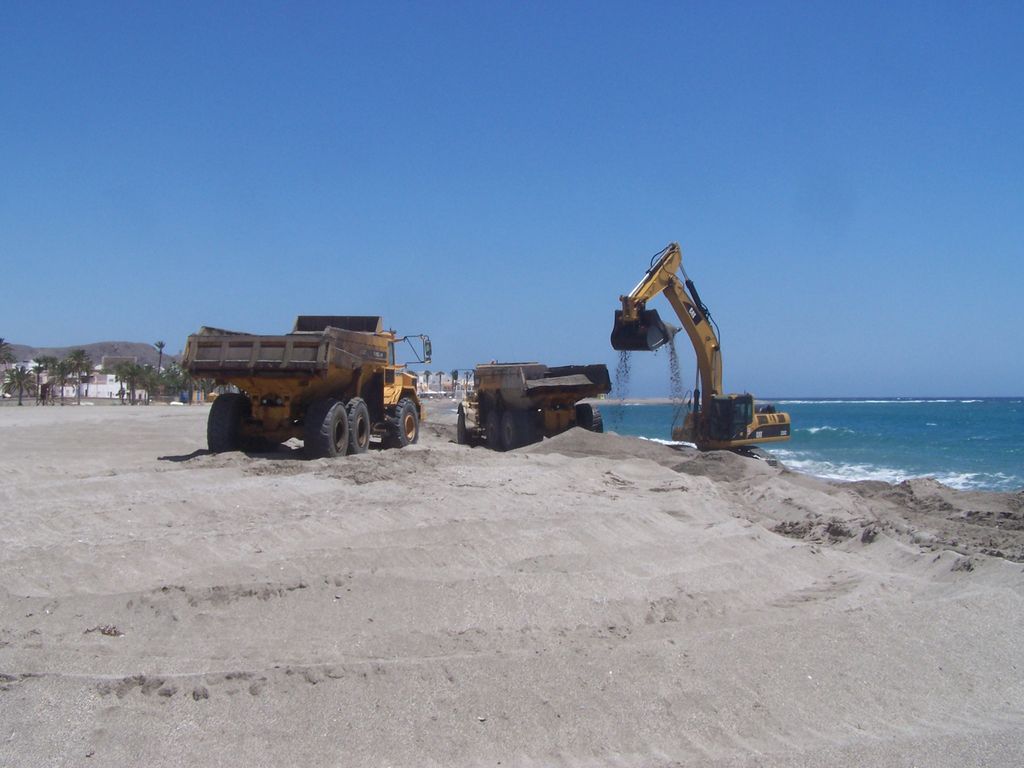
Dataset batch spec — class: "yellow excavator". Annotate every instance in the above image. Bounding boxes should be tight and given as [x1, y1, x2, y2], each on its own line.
[611, 243, 791, 450]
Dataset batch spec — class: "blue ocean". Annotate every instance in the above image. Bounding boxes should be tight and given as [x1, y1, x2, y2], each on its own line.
[599, 398, 1024, 493]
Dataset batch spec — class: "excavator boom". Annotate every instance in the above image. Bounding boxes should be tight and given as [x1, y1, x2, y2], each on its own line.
[612, 243, 723, 404]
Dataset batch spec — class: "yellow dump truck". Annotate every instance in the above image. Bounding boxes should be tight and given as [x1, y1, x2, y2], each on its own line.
[457, 363, 611, 451]
[182, 316, 431, 458]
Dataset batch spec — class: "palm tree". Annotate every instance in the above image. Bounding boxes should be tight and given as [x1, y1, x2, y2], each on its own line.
[139, 365, 159, 404]
[130, 363, 146, 404]
[3, 365, 33, 405]
[111, 361, 132, 404]
[161, 362, 190, 403]
[52, 358, 73, 405]
[450, 369, 459, 395]
[36, 356, 58, 404]
[422, 370, 432, 393]
[154, 341, 165, 372]
[111, 361, 146, 404]
[66, 348, 92, 405]
[31, 362, 44, 404]
[0, 338, 15, 370]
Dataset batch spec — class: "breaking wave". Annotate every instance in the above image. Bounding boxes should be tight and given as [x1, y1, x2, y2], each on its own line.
[772, 451, 1020, 491]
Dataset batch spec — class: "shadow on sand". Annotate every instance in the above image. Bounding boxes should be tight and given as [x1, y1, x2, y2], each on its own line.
[158, 444, 307, 462]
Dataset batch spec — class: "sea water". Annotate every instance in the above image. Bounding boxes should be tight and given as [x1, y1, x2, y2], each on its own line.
[599, 398, 1024, 492]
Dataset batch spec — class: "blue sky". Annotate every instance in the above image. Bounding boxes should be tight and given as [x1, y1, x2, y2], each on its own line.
[2, 2, 1022, 396]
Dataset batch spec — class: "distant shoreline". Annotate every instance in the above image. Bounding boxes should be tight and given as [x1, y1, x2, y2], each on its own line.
[587, 397, 679, 405]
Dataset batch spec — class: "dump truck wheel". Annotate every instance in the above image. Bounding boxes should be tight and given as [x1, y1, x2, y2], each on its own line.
[518, 410, 541, 446]
[388, 397, 419, 448]
[499, 409, 521, 451]
[208, 392, 249, 452]
[304, 398, 350, 458]
[575, 403, 604, 433]
[457, 405, 470, 445]
[484, 407, 502, 450]
[346, 397, 371, 454]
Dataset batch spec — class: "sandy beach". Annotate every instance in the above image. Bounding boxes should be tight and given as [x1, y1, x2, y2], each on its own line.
[1, 400, 1022, 767]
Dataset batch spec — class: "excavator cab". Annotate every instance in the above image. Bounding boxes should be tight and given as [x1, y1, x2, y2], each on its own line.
[708, 394, 754, 442]
[610, 308, 676, 351]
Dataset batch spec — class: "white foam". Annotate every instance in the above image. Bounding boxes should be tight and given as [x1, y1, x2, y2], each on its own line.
[638, 436, 695, 448]
[776, 456, 911, 484]
[776, 399, 963, 405]
[773, 452, 1021, 492]
[931, 472, 982, 490]
[801, 425, 854, 435]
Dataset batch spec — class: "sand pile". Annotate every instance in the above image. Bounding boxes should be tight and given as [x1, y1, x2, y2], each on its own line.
[1, 403, 1022, 766]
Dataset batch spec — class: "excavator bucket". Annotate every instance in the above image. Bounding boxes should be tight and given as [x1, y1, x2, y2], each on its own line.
[610, 308, 675, 351]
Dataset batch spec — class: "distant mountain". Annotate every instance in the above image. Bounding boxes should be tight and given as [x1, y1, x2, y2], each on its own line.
[6, 342, 179, 369]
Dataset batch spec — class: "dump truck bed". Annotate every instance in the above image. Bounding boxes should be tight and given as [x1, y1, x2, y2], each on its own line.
[182, 316, 388, 378]
[475, 363, 610, 408]
[524, 374, 594, 391]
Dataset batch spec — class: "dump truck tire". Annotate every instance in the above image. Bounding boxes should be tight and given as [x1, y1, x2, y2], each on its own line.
[388, 397, 419, 448]
[208, 392, 249, 452]
[499, 409, 522, 451]
[484, 407, 502, 451]
[346, 397, 371, 454]
[304, 398, 350, 458]
[575, 403, 603, 433]
[457, 405, 470, 446]
[518, 410, 541, 447]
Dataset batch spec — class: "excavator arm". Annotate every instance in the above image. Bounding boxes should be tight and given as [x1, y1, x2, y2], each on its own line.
[611, 243, 723, 409]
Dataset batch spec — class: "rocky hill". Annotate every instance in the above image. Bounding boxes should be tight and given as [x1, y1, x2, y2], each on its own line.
[6, 341, 178, 368]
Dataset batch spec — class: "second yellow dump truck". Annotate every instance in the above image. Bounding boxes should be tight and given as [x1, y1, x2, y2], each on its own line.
[457, 363, 611, 450]
[182, 315, 431, 458]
